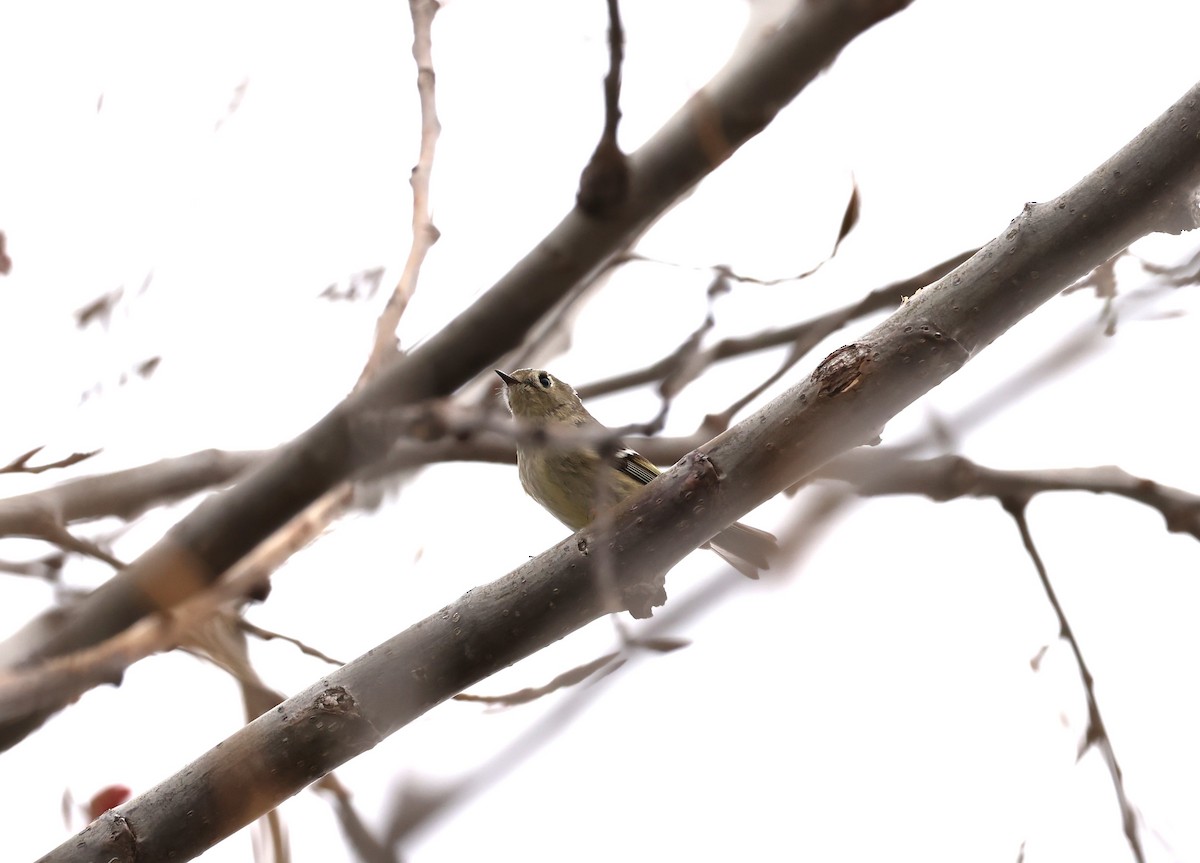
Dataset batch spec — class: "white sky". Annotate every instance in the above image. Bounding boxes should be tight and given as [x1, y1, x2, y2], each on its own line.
[2, 1, 1199, 861]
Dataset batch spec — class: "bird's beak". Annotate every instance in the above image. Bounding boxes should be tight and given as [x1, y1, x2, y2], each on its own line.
[495, 370, 518, 387]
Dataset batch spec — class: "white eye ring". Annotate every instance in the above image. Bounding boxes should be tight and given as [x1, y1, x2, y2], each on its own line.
[538, 372, 552, 388]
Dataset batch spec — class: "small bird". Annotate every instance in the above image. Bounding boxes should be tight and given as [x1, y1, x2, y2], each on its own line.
[496, 368, 776, 578]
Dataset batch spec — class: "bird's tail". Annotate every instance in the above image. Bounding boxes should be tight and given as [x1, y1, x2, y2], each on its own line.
[705, 521, 777, 580]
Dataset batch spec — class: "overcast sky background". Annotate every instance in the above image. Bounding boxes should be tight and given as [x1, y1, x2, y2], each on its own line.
[2, 1, 1200, 861]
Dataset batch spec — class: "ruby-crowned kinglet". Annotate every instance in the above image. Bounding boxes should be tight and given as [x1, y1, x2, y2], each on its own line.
[496, 368, 776, 578]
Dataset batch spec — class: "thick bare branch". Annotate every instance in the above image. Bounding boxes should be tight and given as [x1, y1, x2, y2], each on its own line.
[37, 78, 1200, 863]
[0, 0, 913, 752]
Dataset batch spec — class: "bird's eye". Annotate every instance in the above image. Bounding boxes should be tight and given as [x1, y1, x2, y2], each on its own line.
[538, 372, 552, 388]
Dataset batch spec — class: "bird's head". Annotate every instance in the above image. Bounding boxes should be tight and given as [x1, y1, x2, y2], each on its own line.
[496, 368, 587, 424]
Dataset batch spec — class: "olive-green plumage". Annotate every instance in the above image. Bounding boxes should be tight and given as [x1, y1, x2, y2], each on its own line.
[496, 368, 775, 578]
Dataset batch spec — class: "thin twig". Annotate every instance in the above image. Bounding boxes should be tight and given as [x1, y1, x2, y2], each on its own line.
[35, 521, 127, 570]
[238, 619, 345, 667]
[357, 0, 443, 387]
[820, 452, 1200, 541]
[453, 652, 622, 706]
[0, 552, 64, 581]
[576, 0, 629, 217]
[577, 249, 977, 400]
[1000, 498, 1144, 863]
[0, 447, 100, 476]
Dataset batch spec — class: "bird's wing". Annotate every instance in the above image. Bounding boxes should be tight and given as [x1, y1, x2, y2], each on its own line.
[614, 447, 660, 486]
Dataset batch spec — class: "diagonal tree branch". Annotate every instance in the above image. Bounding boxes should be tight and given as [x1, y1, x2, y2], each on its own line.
[38, 77, 1200, 863]
[0, 0, 914, 751]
